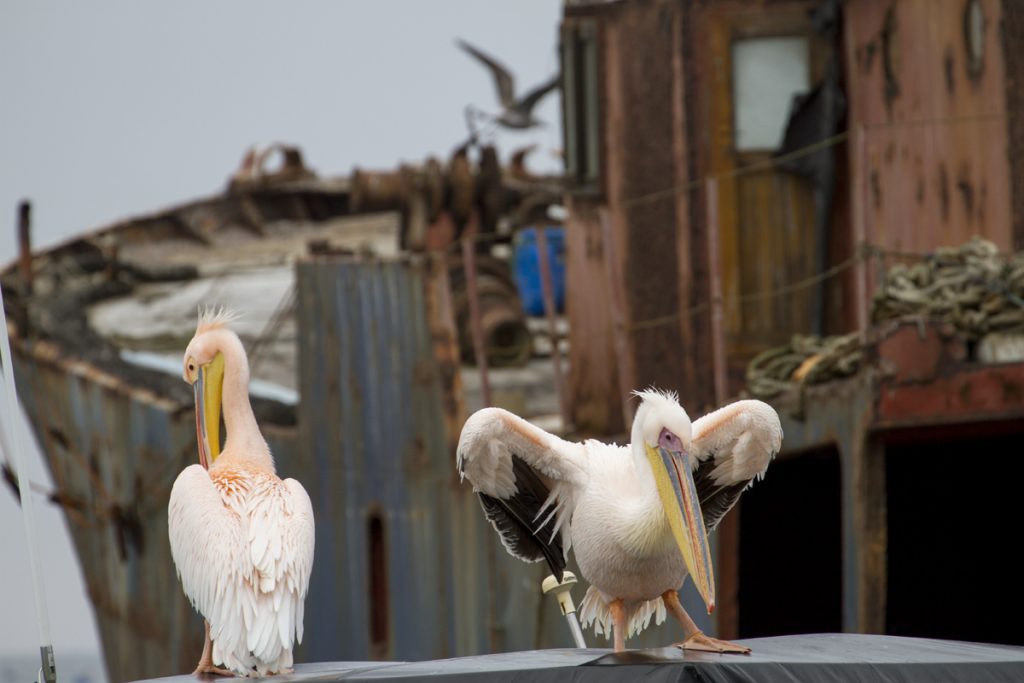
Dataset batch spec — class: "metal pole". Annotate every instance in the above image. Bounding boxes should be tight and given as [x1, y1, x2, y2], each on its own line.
[542, 571, 587, 648]
[534, 228, 570, 431]
[0, 278, 57, 683]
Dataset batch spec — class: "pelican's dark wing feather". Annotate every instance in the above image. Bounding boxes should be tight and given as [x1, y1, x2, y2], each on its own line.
[478, 455, 565, 580]
[457, 407, 587, 579]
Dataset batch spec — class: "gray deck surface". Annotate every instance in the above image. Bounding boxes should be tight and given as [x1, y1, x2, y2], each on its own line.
[138, 634, 1024, 682]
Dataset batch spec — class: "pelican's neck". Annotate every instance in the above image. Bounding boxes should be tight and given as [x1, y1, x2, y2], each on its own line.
[630, 440, 659, 499]
[629, 405, 657, 493]
[215, 333, 273, 472]
[613, 440, 675, 557]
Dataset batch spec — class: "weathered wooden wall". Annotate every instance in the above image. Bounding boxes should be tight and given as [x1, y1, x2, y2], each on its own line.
[845, 0, 1013, 255]
[564, 0, 716, 434]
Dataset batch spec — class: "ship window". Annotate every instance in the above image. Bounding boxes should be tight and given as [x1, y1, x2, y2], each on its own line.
[561, 18, 601, 192]
[732, 37, 810, 151]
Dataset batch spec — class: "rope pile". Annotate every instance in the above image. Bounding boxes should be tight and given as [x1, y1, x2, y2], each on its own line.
[745, 237, 1024, 399]
[871, 237, 1024, 340]
[746, 333, 862, 399]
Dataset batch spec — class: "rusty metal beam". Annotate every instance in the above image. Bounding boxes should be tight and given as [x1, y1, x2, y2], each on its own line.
[18, 200, 32, 297]
[535, 228, 570, 430]
[877, 363, 1024, 429]
[461, 217, 492, 408]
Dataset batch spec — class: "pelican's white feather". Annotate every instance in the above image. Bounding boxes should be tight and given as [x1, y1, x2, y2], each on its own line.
[169, 466, 314, 676]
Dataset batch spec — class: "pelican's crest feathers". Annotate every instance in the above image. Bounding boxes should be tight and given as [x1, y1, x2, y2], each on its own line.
[196, 306, 240, 334]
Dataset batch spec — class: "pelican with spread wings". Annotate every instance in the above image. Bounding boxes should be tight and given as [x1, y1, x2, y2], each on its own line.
[457, 389, 781, 652]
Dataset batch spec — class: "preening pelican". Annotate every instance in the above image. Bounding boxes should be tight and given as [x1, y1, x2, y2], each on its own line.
[457, 389, 781, 653]
[168, 310, 315, 676]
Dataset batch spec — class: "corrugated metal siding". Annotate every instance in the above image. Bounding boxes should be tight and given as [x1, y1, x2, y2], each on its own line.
[11, 342, 301, 682]
[295, 255, 573, 662]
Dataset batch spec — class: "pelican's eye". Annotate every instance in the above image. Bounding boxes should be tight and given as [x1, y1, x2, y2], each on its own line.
[658, 428, 683, 453]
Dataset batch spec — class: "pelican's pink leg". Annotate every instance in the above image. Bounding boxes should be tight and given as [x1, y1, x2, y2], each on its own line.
[663, 591, 751, 654]
[609, 598, 628, 653]
[192, 620, 235, 676]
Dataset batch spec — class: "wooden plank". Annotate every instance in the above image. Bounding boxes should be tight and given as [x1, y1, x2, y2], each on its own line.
[838, 422, 886, 633]
[670, 7, 697, 396]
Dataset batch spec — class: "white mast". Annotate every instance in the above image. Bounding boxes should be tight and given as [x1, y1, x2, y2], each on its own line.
[0, 277, 57, 683]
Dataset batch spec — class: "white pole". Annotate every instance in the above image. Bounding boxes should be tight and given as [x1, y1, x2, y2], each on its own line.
[0, 280, 57, 683]
[542, 572, 587, 648]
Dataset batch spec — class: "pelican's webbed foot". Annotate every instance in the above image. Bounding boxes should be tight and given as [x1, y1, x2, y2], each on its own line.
[192, 664, 235, 677]
[193, 619, 236, 677]
[675, 631, 751, 655]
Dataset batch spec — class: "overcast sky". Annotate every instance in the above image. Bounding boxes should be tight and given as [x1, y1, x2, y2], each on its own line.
[0, 0, 563, 664]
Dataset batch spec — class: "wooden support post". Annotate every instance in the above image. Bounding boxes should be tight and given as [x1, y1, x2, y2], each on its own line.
[535, 228, 570, 431]
[840, 428, 887, 633]
[599, 208, 635, 429]
[706, 178, 727, 406]
[461, 216, 492, 408]
[715, 510, 741, 640]
[705, 176, 739, 638]
[854, 125, 870, 334]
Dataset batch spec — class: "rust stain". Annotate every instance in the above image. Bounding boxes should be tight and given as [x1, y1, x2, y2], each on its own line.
[938, 163, 950, 222]
[881, 3, 900, 113]
[944, 46, 955, 95]
[870, 169, 882, 210]
[956, 163, 975, 220]
[1000, 378, 1023, 404]
[860, 39, 877, 73]
[958, 380, 973, 405]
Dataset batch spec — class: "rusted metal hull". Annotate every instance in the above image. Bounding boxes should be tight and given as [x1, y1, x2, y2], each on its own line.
[768, 321, 1024, 636]
[8, 256, 572, 681]
[293, 254, 567, 661]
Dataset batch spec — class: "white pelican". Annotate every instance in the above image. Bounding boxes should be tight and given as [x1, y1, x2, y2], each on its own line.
[168, 310, 315, 676]
[457, 389, 781, 653]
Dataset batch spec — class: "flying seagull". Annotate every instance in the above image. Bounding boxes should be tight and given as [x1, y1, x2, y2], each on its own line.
[457, 38, 560, 130]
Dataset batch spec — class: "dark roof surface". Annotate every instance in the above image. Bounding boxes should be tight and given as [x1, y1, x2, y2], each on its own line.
[142, 634, 1024, 683]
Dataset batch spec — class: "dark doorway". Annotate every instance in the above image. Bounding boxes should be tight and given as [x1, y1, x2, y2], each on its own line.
[886, 428, 1024, 645]
[738, 447, 842, 637]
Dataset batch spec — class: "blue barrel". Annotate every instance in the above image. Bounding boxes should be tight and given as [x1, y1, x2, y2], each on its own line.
[513, 227, 565, 316]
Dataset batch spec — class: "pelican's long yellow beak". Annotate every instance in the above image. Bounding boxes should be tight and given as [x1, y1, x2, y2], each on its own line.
[646, 443, 716, 612]
[194, 352, 225, 469]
